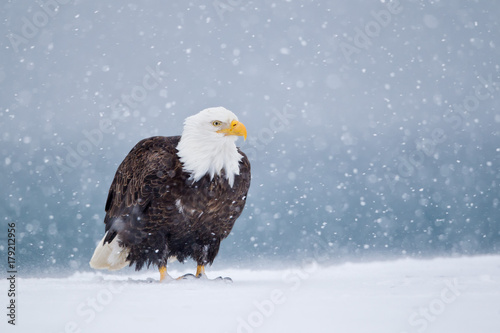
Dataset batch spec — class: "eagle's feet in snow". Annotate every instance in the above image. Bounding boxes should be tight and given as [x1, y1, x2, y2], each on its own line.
[178, 272, 233, 283]
[178, 273, 197, 280]
[211, 276, 233, 283]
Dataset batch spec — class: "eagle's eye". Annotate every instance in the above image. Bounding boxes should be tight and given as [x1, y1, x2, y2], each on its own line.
[212, 120, 222, 126]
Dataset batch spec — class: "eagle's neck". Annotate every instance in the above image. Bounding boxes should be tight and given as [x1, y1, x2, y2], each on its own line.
[176, 134, 242, 187]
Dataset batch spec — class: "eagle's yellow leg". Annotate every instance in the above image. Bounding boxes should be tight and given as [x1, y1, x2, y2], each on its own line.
[196, 265, 205, 277]
[159, 266, 167, 282]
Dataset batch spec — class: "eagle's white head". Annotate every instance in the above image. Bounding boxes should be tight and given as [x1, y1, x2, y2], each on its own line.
[176, 107, 247, 187]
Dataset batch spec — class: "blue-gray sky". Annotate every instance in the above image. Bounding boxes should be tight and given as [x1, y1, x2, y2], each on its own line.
[1, 0, 499, 273]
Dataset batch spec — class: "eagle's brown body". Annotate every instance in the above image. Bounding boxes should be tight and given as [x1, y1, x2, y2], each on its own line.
[102, 136, 251, 271]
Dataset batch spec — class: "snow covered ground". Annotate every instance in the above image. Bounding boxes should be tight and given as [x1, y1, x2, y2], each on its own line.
[2, 255, 499, 333]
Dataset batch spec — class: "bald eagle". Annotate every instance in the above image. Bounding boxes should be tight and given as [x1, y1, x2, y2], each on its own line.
[89, 107, 251, 281]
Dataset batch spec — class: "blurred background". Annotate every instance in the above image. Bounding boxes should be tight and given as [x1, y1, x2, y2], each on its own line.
[1, 0, 499, 275]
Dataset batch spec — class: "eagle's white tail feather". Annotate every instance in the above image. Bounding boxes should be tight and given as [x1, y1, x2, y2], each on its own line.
[89, 232, 130, 271]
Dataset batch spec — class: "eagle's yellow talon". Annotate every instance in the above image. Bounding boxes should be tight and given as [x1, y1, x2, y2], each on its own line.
[196, 265, 205, 277]
[159, 266, 167, 282]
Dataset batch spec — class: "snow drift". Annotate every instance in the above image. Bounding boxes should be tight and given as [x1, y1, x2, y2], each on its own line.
[1, 255, 499, 333]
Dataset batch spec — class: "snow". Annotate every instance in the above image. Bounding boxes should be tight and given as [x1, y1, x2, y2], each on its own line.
[2, 255, 499, 333]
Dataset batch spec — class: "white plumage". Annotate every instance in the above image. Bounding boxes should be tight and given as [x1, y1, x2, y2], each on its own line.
[176, 107, 244, 187]
[89, 232, 130, 270]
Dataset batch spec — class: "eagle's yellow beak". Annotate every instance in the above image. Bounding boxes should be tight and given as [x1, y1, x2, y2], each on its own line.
[217, 120, 247, 141]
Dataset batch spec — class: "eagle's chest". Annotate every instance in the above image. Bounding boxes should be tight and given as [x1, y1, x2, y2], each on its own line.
[168, 176, 241, 234]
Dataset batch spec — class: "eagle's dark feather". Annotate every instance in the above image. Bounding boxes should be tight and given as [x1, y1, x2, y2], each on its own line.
[102, 136, 251, 270]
